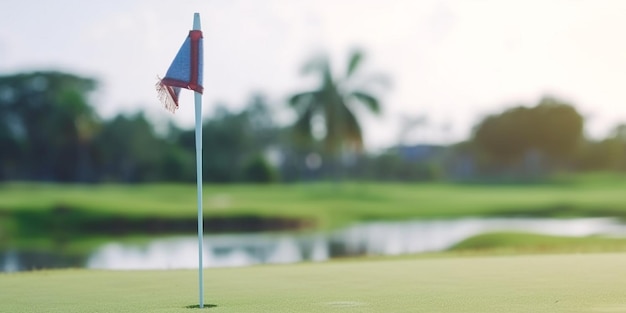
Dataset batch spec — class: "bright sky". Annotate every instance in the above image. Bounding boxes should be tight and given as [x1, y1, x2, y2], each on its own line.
[2, 0, 626, 151]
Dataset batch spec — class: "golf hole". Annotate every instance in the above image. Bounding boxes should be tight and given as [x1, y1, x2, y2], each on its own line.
[185, 304, 218, 309]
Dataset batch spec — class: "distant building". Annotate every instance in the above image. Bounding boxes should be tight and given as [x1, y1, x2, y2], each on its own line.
[394, 144, 478, 180]
[395, 144, 446, 163]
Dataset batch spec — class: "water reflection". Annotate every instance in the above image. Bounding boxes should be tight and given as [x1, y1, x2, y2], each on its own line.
[1, 249, 84, 272]
[87, 234, 325, 270]
[2, 250, 18, 272]
[86, 217, 626, 270]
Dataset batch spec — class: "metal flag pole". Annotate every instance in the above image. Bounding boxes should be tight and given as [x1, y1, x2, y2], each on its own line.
[192, 12, 205, 309]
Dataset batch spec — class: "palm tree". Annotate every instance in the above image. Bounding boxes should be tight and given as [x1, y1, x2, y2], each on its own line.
[289, 49, 386, 161]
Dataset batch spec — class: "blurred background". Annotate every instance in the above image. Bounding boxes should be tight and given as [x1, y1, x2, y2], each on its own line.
[2, 0, 626, 272]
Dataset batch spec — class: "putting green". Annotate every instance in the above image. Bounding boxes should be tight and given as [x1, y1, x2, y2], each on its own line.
[2, 253, 626, 312]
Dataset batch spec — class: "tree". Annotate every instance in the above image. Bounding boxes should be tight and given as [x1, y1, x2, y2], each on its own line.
[577, 124, 626, 171]
[92, 113, 174, 182]
[177, 94, 279, 183]
[472, 96, 584, 171]
[0, 71, 98, 181]
[288, 49, 386, 159]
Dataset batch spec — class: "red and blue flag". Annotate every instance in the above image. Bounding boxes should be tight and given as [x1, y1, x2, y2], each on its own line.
[156, 29, 203, 113]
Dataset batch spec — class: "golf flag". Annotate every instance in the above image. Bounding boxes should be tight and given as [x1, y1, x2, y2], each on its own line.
[157, 14, 205, 308]
[156, 29, 204, 113]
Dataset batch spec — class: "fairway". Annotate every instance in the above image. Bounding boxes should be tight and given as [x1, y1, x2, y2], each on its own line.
[3, 174, 626, 232]
[2, 253, 626, 312]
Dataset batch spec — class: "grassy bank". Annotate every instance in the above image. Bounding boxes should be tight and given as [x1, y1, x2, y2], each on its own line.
[2, 174, 626, 230]
[2, 174, 626, 253]
[449, 232, 626, 255]
[2, 252, 626, 312]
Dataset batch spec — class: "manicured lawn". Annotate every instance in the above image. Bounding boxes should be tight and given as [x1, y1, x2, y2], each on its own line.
[2, 253, 626, 312]
[2, 173, 626, 229]
[4, 175, 626, 312]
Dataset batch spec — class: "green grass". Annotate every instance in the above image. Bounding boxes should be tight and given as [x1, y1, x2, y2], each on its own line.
[3, 173, 626, 253]
[2, 173, 626, 230]
[3, 253, 626, 312]
[4, 175, 626, 312]
[450, 232, 626, 255]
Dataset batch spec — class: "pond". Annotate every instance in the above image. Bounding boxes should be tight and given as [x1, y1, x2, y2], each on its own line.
[3, 217, 626, 272]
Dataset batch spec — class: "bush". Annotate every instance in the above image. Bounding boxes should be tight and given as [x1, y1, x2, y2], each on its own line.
[242, 155, 278, 183]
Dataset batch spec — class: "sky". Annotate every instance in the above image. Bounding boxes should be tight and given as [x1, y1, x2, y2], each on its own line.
[2, 0, 626, 151]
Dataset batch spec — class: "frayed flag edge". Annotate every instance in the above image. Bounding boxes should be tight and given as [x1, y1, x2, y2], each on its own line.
[156, 76, 178, 114]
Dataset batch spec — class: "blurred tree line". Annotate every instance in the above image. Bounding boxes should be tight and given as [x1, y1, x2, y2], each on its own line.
[0, 71, 279, 183]
[463, 96, 626, 179]
[1, 71, 626, 183]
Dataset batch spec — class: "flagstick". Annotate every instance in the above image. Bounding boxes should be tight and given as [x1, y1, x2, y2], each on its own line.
[195, 90, 204, 309]
[192, 12, 204, 309]
[195, 91, 204, 309]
